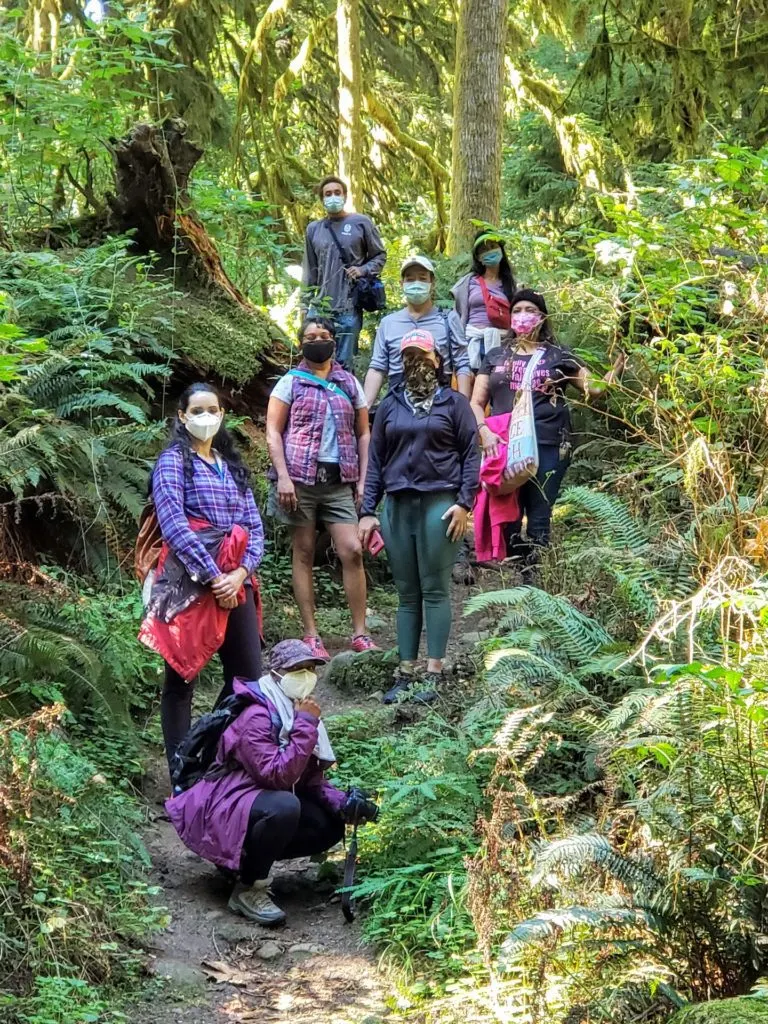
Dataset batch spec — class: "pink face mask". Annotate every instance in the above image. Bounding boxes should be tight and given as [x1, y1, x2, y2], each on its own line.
[510, 310, 543, 336]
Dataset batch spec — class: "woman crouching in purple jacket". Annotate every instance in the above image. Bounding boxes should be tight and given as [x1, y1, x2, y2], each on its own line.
[166, 639, 378, 926]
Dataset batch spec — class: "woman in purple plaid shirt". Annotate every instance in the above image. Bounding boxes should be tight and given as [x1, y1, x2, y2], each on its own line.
[152, 383, 265, 770]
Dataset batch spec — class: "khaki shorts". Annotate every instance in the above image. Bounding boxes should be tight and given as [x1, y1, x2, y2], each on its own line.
[268, 481, 358, 527]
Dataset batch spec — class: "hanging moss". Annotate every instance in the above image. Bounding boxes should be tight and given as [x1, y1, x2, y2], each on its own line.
[159, 297, 288, 385]
[670, 998, 768, 1024]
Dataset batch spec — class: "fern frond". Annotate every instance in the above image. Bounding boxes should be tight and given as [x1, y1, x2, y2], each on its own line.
[560, 486, 649, 552]
[467, 587, 613, 664]
[487, 647, 607, 708]
[56, 390, 147, 423]
[499, 905, 652, 963]
[531, 834, 662, 894]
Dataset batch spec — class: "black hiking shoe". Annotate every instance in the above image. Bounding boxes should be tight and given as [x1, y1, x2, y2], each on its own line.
[382, 669, 439, 706]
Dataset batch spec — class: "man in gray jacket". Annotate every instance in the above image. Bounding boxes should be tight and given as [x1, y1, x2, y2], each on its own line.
[302, 175, 387, 371]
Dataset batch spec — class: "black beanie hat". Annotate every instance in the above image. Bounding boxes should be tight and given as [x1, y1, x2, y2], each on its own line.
[511, 288, 548, 316]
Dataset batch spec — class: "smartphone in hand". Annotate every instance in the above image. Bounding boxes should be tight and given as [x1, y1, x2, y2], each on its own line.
[367, 529, 385, 557]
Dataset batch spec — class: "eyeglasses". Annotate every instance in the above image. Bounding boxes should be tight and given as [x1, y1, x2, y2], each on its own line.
[303, 333, 333, 341]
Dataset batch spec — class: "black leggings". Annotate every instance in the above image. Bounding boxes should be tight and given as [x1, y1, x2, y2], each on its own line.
[240, 790, 345, 885]
[161, 587, 262, 773]
[505, 445, 570, 560]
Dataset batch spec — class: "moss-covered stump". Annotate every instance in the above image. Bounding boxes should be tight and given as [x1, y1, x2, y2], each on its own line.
[175, 299, 288, 385]
[669, 998, 768, 1024]
[154, 295, 291, 414]
[325, 648, 399, 694]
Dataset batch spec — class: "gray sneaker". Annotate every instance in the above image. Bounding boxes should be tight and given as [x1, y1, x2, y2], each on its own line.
[228, 880, 286, 926]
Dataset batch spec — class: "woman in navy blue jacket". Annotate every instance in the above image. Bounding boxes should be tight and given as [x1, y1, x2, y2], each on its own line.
[359, 329, 480, 703]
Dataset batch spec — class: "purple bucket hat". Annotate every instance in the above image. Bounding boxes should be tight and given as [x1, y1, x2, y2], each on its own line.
[269, 639, 329, 672]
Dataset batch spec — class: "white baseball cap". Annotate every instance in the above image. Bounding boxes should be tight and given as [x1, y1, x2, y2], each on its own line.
[400, 254, 435, 276]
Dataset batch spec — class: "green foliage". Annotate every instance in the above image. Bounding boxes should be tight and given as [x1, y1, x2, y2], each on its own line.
[0, 242, 172, 565]
[0, 709, 165, 1022]
[670, 998, 768, 1024]
[467, 493, 768, 1022]
[329, 707, 498, 990]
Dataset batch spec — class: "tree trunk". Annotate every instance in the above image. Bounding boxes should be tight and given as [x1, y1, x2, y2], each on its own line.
[107, 118, 254, 306]
[447, 0, 508, 255]
[336, 0, 364, 211]
[106, 119, 289, 401]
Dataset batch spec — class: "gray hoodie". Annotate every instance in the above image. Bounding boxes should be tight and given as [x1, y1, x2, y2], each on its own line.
[450, 273, 473, 327]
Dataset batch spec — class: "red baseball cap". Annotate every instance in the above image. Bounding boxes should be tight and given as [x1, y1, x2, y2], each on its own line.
[400, 328, 436, 354]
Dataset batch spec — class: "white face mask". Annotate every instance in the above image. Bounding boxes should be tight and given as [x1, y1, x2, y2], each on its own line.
[184, 411, 222, 441]
[278, 669, 317, 701]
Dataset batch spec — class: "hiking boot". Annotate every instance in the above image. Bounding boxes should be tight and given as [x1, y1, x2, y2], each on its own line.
[302, 634, 330, 660]
[417, 671, 443, 703]
[228, 880, 286, 927]
[382, 669, 438, 706]
[350, 633, 379, 653]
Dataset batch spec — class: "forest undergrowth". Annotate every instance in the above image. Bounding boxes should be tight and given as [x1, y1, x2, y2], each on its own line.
[4, 6, 768, 1018]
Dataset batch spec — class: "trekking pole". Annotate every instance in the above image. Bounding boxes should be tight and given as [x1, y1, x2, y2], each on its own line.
[341, 813, 360, 923]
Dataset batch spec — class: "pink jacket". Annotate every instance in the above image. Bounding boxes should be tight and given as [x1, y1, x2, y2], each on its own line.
[474, 413, 520, 563]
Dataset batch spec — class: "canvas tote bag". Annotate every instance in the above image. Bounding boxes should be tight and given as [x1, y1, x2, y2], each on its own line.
[501, 348, 546, 493]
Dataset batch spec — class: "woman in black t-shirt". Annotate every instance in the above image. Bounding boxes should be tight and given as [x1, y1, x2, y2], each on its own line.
[470, 289, 624, 565]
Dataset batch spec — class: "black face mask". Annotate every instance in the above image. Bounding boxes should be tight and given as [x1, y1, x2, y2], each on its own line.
[302, 339, 335, 364]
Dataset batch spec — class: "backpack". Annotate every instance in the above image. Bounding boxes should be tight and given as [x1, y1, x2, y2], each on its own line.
[170, 693, 251, 795]
[134, 499, 163, 584]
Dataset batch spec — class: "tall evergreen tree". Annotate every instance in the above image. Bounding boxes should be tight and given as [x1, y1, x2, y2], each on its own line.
[336, 0, 363, 209]
[447, 0, 507, 254]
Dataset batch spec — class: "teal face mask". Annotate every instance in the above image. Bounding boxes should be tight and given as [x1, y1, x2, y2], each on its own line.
[323, 195, 345, 214]
[402, 281, 432, 305]
[479, 248, 503, 267]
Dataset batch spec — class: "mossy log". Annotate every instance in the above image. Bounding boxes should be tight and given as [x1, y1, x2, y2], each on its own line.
[107, 119, 249, 304]
[106, 118, 289, 407]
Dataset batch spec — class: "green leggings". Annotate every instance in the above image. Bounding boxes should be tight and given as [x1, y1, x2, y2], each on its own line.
[381, 491, 460, 662]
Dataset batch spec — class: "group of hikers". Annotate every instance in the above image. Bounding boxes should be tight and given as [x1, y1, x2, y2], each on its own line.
[138, 174, 624, 927]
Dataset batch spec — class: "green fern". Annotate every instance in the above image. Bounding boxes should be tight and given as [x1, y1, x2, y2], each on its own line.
[466, 586, 613, 664]
[559, 486, 649, 552]
[499, 905, 652, 964]
[531, 834, 663, 894]
[487, 647, 607, 709]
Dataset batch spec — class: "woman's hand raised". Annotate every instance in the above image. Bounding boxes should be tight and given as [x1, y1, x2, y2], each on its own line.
[296, 697, 321, 718]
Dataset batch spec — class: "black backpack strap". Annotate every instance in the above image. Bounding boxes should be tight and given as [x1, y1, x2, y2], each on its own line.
[325, 218, 350, 267]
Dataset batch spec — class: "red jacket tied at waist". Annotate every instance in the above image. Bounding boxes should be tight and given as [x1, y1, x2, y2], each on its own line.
[139, 519, 260, 681]
[474, 413, 521, 564]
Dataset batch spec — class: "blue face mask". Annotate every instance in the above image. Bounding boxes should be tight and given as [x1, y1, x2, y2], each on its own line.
[402, 281, 432, 305]
[479, 248, 503, 267]
[323, 195, 345, 214]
